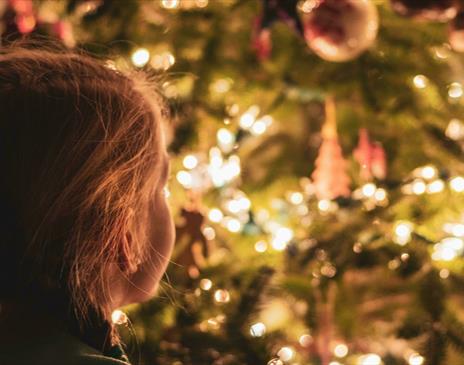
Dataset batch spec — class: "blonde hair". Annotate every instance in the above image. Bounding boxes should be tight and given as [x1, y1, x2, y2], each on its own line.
[0, 38, 167, 332]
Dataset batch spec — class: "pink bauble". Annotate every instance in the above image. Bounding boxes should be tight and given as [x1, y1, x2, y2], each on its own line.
[449, 11, 464, 52]
[303, 0, 379, 62]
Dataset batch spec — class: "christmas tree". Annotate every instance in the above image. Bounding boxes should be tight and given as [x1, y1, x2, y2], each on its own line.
[4, 0, 464, 364]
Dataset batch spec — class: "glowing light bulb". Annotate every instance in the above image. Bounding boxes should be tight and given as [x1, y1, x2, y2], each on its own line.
[334, 343, 348, 358]
[200, 278, 213, 290]
[131, 48, 150, 67]
[358, 353, 381, 365]
[452, 224, 464, 237]
[277, 347, 294, 362]
[439, 268, 450, 279]
[450, 176, 464, 192]
[183, 154, 198, 169]
[226, 218, 241, 233]
[195, 0, 208, 7]
[427, 180, 445, 194]
[239, 113, 255, 129]
[421, 165, 437, 180]
[299, 334, 312, 347]
[255, 240, 268, 253]
[374, 188, 387, 202]
[203, 226, 215, 240]
[289, 192, 304, 204]
[250, 322, 266, 337]
[176, 171, 192, 188]
[161, 0, 179, 9]
[394, 221, 413, 245]
[251, 120, 267, 135]
[271, 227, 293, 251]
[111, 310, 128, 325]
[318, 199, 331, 212]
[409, 353, 424, 365]
[446, 118, 464, 140]
[413, 75, 428, 89]
[214, 289, 230, 303]
[217, 128, 235, 152]
[361, 183, 376, 198]
[412, 179, 426, 195]
[208, 208, 224, 223]
[449, 82, 463, 98]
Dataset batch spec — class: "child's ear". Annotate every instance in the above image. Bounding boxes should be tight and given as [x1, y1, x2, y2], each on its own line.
[118, 210, 139, 274]
[118, 232, 138, 274]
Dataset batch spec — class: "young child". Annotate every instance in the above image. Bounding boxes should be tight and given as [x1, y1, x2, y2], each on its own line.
[0, 39, 175, 365]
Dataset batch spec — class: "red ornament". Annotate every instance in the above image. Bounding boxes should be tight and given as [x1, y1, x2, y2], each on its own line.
[252, 0, 304, 61]
[303, 0, 378, 62]
[8, 0, 36, 34]
[449, 11, 464, 52]
[53, 20, 76, 48]
[312, 97, 351, 200]
[354, 129, 387, 181]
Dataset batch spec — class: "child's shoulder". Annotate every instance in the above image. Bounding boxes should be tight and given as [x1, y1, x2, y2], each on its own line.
[0, 328, 131, 365]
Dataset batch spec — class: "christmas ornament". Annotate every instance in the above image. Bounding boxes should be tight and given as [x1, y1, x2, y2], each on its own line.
[390, 0, 457, 22]
[52, 20, 76, 48]
[252, 0, 304, 61]
[311, 97, 351, 200]
[303, 0, 378, 62]
[449, 11, 464, 52]
[354, 128, 387, 180]
[174, 193, 211, 279]
[9, 0, 36, 34]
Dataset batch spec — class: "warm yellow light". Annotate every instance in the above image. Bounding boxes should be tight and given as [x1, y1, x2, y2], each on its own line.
[421, 165, 437, 179]
[413, 75, 427, 89]
[226, 218, 241, 233]
[450, 176, 464, 192]
[289, 192, 304, 205]
[334, 343, 348, 358]
[412, 179, 426, 195]
[183, 154, 198, 169]
[408, 353, 424, 365]
[427, 180, 445, 194]
[255, 240, 268, 253]
[161, 0, 179, 9]
[358, 353, 381, 365]
[448, 82, 463, 98]
[277, 347, 294, 362]
[250, 322, 266, 337]
[361, 183, 377, 198]
[131, 48, 150, 67]
[214, 289, 231, 303]
[200, 278, 213, 290]
[111, 310, 128, 325]
[176, 170, 192, 188]
[299, 334, 312, 347]
[208, 208, 224, 223]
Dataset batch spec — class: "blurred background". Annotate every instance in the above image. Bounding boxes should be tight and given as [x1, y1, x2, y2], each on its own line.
[3, 0, 464, 364]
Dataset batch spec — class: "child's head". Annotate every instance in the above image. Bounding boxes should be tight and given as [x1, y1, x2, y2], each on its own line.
[0, 40, 175, 330]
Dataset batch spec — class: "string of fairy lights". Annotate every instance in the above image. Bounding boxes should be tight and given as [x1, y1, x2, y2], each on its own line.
[104, 2, 464, 365]
[115, 43, 464, 365]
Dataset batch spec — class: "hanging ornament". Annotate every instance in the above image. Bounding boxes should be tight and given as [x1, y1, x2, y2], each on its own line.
[174, 192, 211, 279]
[449, 11, 464, 52]
[52, 20, 76, 48]
[303, 0, 378, 62]
[252, 0, 304, 61]
[1, 0, 36, 40]
[311, 97, 351, 200]
[353, 128, 387, 180]
[390, 0, 457, 22]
